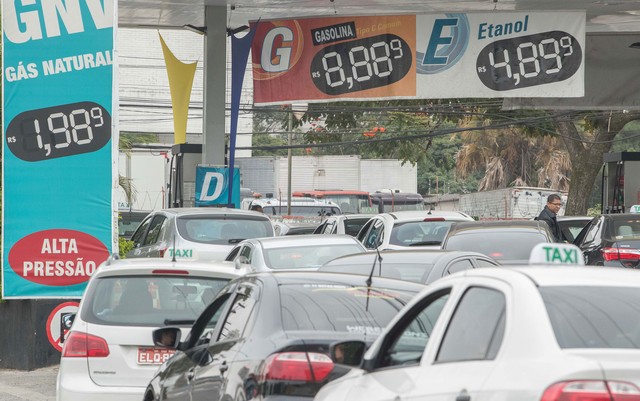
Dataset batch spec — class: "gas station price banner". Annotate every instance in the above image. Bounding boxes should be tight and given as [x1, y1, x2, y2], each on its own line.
[2, 0, 117, 298]
[251, 11, 584, 105]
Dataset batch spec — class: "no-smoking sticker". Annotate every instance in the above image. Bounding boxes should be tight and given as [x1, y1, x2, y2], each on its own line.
[46, 301, 80, 352]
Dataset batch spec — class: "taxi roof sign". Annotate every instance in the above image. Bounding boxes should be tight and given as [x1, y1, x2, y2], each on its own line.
[630, 205, 640, 213]
[529, 243, 585, 266]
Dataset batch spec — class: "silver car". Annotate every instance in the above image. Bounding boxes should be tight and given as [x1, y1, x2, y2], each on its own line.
[56, 257, 242, 401]
[224, 234, 366, 271]
[126, 208, 275, 261]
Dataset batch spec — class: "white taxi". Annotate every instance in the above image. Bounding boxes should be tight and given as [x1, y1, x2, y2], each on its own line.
[56, 257, 242, 401]
[315, 244, 640, 401]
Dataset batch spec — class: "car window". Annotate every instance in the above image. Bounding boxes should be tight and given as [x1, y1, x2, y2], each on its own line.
[263, 244, 363, 269]
[364, 219, 385, 249]
[323, 221, 336, 234]
[390, 222, 454, 246]
[144, 215, 167, 245]
[444, 232, 549, 262]
[130, 216, 153, 247]
[344, 218, 369, 237]
[541, 286, 640, 349]
[436, 287, 505, 362]
[239, 244, 252, 262]
[356, 220, 374, 243]
[475, 258, 500, 268]
[375, 290, 450, 369]
[217, 288, 257, 342]
[446, 259, 474, 275]
[225, 246, 241, 261]
[176, 215, 274, 244]
[194, 292, 233, 347]
[82, 275, 230, 326]
[583, 217, 602, 244]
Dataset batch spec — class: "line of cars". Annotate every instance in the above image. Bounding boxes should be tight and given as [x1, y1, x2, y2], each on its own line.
[95, 206, 640, 401]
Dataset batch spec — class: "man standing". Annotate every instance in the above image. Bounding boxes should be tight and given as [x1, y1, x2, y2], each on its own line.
[537, 194, 564, 242]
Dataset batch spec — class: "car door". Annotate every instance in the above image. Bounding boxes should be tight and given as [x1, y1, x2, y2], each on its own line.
[336, 288, 453, 401]
[128, 214, 168, 258]
[404, 281, 507, 401]
[575, 216, 604, 265]
[362, 219, 385, 250]
[158, 289, 234, 401]
[191, 284, 259, 401]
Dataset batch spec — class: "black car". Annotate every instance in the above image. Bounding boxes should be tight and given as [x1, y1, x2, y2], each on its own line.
[441, 220, 554, 265]
[143, 271, 425, 401]
[573, 213, 640, 267]
[318, 250, 500, 284]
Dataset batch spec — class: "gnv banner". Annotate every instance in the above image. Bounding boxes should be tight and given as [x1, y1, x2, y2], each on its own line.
[251, 11, 585, 105]
[195, 166, 241, 208]
[2, 0, 117, 298]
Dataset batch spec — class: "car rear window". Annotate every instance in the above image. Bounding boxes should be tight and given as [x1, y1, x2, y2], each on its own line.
[344, 218, 369, 236]
[320, 262, 435, 283]
[280, 283, 420, 334]
[176, 215, 274, 244]
[444, 231, 548, 261]
[540, 286, 640, 349]
[608, 219, 640, 240]
[390, 221, 454, 246]
[82, 275, 229, 326]
[263, 244, 364, 269]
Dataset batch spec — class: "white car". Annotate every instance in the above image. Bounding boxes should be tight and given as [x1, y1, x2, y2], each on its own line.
[355, 210, 475, 251]
[224, 234, 366, 271]
[313, 214, 374, 237]
[125, 207, 275, 261]
[56, 257, 242, 401]
[315, 265, 640, 401]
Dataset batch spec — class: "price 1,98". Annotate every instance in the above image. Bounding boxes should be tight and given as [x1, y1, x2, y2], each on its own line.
[310, 34, 412, 95]
[6, 101, 111, 162]
[476, 30, 582, 91]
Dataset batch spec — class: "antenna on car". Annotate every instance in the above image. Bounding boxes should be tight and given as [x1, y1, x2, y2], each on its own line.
[366, 247, 383, 288]
[171, 234, 177, 262]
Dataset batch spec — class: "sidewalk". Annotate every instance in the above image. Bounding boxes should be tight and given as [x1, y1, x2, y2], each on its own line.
[0, 364, 58, 401]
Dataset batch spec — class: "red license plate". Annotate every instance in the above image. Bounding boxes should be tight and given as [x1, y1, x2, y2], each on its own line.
[137, 347, 176, 365]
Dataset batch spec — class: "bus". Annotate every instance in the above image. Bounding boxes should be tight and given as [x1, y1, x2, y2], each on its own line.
[370, 190, 425, 213]
[292, 190, 375, 214]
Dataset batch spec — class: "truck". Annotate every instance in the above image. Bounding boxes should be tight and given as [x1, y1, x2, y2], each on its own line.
[457, 187, 568, 220]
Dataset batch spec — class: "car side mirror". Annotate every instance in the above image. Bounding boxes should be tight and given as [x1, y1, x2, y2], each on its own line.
[329, 340, 366, 367]
[234, 256, 250, 270]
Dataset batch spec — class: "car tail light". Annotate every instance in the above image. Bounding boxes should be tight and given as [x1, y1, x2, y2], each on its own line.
[541, 380, 640, 401]
[423, 217, 445, 222]
[602, 247, 640, 261]
[61, 331, 109, 358]
[152, 269, 189, 275]
[261, 352, 334, 383]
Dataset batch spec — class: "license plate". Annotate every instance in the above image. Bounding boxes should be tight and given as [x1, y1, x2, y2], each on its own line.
[137, 347, 176, 365]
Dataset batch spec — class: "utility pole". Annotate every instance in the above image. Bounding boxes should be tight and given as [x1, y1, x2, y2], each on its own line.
[287, 107, 293, 216]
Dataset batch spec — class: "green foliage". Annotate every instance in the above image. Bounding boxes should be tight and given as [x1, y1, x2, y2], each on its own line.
[119, 237, 134, 258]
[587, 204, 602, 217]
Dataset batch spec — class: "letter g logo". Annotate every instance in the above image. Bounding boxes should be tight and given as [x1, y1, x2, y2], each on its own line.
[260, 27, 294, 73]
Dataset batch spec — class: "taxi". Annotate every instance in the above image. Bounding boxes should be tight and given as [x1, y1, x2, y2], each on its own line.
[315, 244, 640, 401]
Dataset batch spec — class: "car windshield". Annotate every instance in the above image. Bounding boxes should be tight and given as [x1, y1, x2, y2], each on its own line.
[390, 221, 454, 246]
[540, 286, 640, 349]
[176, 215, 273, 244]
[263, 205, 341, 216]
[82, 275, 229, 326]
[281, 283, 419, 334]
[444, 231, 547, 262]
[263, 244, 364, 269]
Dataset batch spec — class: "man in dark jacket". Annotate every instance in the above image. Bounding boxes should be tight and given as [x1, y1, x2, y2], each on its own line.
[537, 194, 564, 242]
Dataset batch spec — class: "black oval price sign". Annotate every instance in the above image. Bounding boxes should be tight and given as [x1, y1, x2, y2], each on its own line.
[476, 31, 582, 91]
[310, 34, 412, 95]
[6, 101, 111, 162]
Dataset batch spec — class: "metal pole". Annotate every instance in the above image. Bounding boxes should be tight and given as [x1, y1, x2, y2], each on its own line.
[287, 108, 293, 216]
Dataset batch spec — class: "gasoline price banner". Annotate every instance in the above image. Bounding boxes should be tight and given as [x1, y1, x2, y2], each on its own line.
[251, 11, 584, 104]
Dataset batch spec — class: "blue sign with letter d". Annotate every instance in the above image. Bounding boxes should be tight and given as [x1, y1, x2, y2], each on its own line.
[195, 166, 240, 208]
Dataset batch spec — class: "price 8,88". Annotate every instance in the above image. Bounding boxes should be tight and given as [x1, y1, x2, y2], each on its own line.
[6, 101, 111, 162]
[311, 34, 412, 95]
[476, 31, 582, 91]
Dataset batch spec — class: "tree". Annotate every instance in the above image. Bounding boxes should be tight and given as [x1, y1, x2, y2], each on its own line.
[552, 112, 640, 215]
